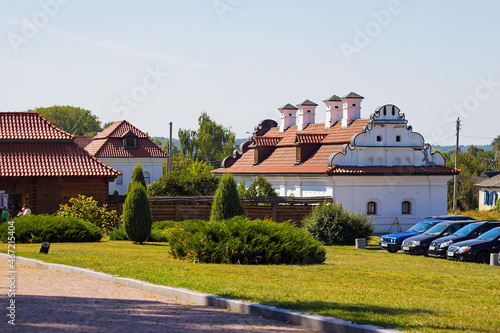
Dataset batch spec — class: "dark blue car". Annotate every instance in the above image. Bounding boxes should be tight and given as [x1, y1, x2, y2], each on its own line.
[379, 216, 476, 253]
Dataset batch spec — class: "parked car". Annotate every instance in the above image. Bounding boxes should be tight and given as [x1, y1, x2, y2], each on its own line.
[402, 220, 475, 256]
[428, 221, 500, 258]
[379, 216, 476, 253]
[447, 226, 500, 264]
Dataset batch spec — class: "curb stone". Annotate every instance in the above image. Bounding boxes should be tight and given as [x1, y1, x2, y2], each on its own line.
[2, 254, 402, 333]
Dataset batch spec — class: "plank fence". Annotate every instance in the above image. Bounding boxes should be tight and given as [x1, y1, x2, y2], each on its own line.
[108, 195, 332, 225]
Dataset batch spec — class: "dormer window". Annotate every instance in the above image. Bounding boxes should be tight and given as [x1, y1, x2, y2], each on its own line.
[122, 132, 137, 150]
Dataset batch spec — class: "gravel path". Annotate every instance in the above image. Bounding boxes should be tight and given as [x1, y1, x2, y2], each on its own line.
[0, 260, 316, 332]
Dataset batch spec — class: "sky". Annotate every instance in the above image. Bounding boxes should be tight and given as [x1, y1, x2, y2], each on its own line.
[1, 0, 499, 146]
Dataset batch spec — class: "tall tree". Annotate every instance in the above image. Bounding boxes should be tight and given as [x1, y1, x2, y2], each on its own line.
[29, 105, 103, 136]
[128, 163, 146, 193]
[178, 112, 236, 167]
[123, 182, 152, 244]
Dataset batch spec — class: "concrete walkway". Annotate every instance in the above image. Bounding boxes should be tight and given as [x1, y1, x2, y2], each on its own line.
[0, 260, 316, 333]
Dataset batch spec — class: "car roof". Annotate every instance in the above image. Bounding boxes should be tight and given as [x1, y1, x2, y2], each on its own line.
[425, 215, 476, 221]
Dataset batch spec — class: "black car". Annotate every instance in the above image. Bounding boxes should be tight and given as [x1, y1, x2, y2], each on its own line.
[428, 221, 500, 258]
[447, 227, 500, 264]
[402, 221, 474, 256]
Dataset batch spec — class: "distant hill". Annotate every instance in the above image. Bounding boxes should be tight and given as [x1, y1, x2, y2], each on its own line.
[432, 144, 492, 152]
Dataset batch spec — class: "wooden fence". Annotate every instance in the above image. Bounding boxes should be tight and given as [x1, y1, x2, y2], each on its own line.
[108, 195, 332, 224]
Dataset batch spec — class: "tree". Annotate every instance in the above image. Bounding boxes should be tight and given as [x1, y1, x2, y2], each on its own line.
[210, 173, 245, 221]
[239, 175, 277, 197]
[123, 182, 152, 244]
[178, 112, 237, 167]
[29, 105, 103, 136]
[492, 135, 500, 153]
[128, 163, 146, 193]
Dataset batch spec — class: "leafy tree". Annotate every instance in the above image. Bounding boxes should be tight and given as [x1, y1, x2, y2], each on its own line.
[239, 175, 277, 197]
[178, 112, 237, 167]
[29, 105, 102, 136]
[210, 173, 245, 221]
[128, 163, 146, 193]
[57, 195, 120, 231]
[123, 182, 152, 244]
[492, 135, 500, 153]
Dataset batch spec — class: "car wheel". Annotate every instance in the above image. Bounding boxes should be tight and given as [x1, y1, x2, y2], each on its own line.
[423, 247, 430, 257]
[387, 248, 399, 253]
[475, 251, 490, 264]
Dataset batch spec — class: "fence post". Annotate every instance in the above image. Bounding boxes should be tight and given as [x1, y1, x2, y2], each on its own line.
[174, 203, 180, 221]
[355, 238, 366, 249]
[272, 203, 278, 221]
[491, 253, 499, 266]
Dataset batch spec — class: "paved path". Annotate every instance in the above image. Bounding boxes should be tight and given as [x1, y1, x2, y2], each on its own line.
[0, 260, 316, 333]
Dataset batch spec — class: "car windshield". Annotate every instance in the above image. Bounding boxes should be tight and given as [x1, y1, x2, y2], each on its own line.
[453, 223, 481, 237]
[477, 228, 500, 241]
[424, 223, 449, 236]
[408, 221, 435, 233]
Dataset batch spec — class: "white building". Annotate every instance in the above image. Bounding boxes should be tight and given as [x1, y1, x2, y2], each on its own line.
[476, 171, 500, 211]
[213, 93, 457, 233]
[81, 120, 168, 194]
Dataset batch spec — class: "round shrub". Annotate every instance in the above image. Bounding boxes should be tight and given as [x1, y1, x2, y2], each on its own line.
[123, 182, 153, 244]
[167, 216, 326, 265]
[0, 215, 102, 243]
[211, 173, 245, 221]
[303, 202, 374, 245]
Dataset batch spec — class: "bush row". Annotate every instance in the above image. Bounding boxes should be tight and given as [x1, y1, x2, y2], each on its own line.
[0, 215, 102, 243]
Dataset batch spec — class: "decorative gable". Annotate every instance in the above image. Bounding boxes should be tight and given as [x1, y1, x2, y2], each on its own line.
[328, 104, 445, 167]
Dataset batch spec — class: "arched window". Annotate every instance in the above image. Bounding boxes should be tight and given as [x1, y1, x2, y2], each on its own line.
[376, 135, 382, 142]
[396, 135, 401, 142]
[367, 201, 377, 215]
[402, 201, 411, 215]
[395, 157, 402, 166]
[484, 191, 490, 205]
[143, 171, 151, 185]
[115, 172, 123, 186]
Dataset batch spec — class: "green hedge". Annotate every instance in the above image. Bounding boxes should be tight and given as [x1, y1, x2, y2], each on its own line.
[303, 202, 374, 245]
[167, 217, 326, 265]
[109, 220, 179, 242]
[0, 215, 102, 243]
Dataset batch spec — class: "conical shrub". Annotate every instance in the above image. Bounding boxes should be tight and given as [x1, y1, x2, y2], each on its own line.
[123, 182, 152, 244]
[210, 173, 245, 221]
[128, 163, 146, 193]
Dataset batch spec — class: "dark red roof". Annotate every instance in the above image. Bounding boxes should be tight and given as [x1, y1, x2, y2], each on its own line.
[86, 120, 168, 158]
[74, 136, 93, 149]
[0, 142, 120, 177]
[0, 112, 73, 140]
[327, 165, 459, 175]
[95, 120, 149, 139]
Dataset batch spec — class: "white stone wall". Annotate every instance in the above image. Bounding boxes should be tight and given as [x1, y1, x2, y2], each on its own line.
[98, 157, 166, 195]
[478, 188, 500, 211]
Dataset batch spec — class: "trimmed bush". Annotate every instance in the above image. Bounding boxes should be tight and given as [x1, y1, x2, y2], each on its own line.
[303, 202, 374, 245]
[211, 173, 245, 221]
[109, 223, 128, 240]
[167, 217, 326, 264]
[123, 182, 153, 244]
[0, 215, 102, 243]
[128, 163, 146, 193]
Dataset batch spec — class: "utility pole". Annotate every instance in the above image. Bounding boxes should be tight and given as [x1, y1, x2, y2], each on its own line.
[453, 117, 460, 214]
[168, 122, 173, 174]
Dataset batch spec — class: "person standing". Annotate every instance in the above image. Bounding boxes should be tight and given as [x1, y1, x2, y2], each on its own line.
[1, 207, 8, 222]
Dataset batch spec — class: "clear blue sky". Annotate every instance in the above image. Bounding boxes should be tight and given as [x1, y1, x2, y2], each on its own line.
[1, 0, 499, 146]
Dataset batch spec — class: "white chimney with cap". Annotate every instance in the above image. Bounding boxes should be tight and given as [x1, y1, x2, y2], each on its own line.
[341, 92, 364, 128]
[323, 94, 343, 129]
[296, 99, 318, 131]
[279, 103, 298, 132]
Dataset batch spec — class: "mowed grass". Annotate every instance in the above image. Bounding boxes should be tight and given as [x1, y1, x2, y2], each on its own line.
[3, 241, 499, 333]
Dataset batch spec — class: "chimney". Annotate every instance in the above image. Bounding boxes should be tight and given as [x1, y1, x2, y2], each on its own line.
[341, 92, 364, 128]
[279, 104, 298, 132]
[296, 99, 318, 131]
[323, 94, 343, 129]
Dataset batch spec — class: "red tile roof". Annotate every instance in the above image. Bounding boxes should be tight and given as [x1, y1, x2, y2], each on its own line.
[327, 165, 459, 175]
[0, 112, 73, 140]
[296, 133, 328, 144]
[254, 136, 282, 147]
[86, 120, 168, 158]
[0, 142, 120, 177]
[87, 138, 169, 158]
[74, 136, 93, 149]
[95, 120, 149, 139]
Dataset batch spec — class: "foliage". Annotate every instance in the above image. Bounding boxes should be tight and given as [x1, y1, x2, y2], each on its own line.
[178, 112, 237, 167]
[111, 189, 119, 195]
[109, 223, 128, 240]
[29, 105, 103, 136]
[454, 209, 500, 221]
[303, 202, 374, 245]
[445, 146, 499, 210]
[127, 163, 146, 193]
[0, 215, 101, 243]
[57, 195, 120, 231]
[147, 172, 219, 196]
[167, 217, 326, 264]
[123, 182, 153, 244]
[152, 137, 181, 156]
[238, 175, 277, 197]
[210, 173, 245, 221]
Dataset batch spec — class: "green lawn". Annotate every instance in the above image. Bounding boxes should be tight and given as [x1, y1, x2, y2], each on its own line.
[3, 241, 499, 333]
